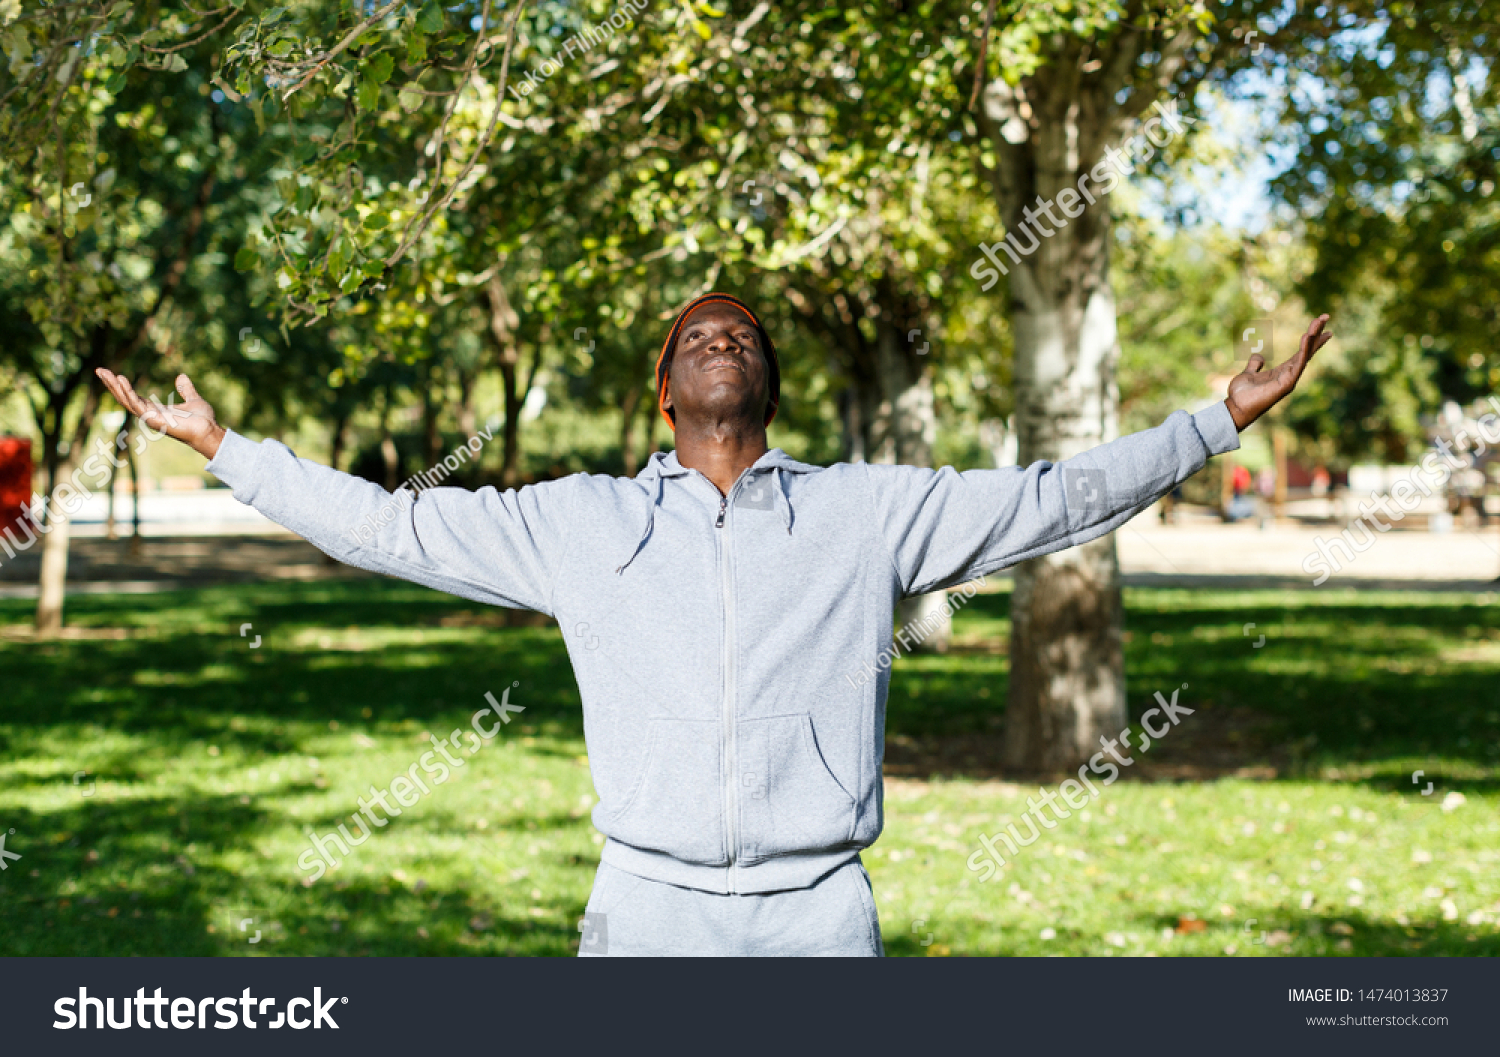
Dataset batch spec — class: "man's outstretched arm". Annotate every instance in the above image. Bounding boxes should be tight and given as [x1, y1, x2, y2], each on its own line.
[867, 316, 1333, 597]
[95, 370, 576, 613]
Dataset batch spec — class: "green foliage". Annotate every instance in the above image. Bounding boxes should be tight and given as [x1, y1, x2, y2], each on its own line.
[1, 0, 1484, 493]
[1264, 1, 1500, 444]
[1114, 218, 1255, 434]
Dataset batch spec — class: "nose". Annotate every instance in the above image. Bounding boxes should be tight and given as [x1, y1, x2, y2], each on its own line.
[704, 339, 746, 365]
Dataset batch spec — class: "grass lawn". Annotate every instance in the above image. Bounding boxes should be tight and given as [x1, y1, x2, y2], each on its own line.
[0, 578, 1496, 957]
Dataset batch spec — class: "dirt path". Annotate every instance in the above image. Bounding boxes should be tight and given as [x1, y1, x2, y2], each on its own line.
[0, 534, 370, 596]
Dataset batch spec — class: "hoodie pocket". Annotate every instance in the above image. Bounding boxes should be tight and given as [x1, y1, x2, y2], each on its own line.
[601, 717, 725, 865]
[737, 713, 857, 863]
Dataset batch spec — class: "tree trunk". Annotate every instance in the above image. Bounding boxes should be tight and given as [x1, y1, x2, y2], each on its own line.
[831, 285, 953, 653]
[878, 311, 953, 653]
[839, 292, 936, 465]
[839, 386, 867, 463]
[380, 435, 400, 493]
[105, 432, 121, 540]
[1004, 336, 1126, 769]
[456, 370, 478, 442]
[34, 375, 105, 634]
[978, 74, 1128, 771]
[498, 356, 522, 487]
[379, 388, 400, 493]
[620, 379, 644, 476]
[34, 511, 70, 635]
[127, 420, 142, 556]
[329, 410, 349, 473]
[421, 373, 442, 471]
[34, 409, 73, 636]
[483, 273, 525, 488]
[1272, 426, 1288, 517]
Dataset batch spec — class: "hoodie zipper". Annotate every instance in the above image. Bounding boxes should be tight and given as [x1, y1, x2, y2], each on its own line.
[715, 483, 739, 893]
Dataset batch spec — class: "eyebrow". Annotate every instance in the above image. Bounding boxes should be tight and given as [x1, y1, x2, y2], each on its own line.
[685, 320, 756, 335]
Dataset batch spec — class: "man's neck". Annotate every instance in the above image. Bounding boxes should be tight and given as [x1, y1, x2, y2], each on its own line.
[671, 418, 769, 496]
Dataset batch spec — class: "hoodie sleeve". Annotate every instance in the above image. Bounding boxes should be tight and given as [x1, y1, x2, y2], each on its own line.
[204, 429, 576, 614]
[865, 402, 1240, 597]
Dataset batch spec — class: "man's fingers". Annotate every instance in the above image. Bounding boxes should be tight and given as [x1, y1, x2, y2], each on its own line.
[96, 369, 147, 418]
[1301, 314, 1330, 351]
[176, 374, 199, 402]
[119, 379, 175, 430]
[1293, 315, 1333, 367]
[122, 379, 162, 423]
[1300, 328, 1333, 361]
[1244, 353, 1266, 374]
[95, 369, 127, 409]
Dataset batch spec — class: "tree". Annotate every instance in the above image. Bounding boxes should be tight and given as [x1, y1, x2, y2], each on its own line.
[963, 0, 1315, 769]
[0, 0, 254, 633]
[1265, 0, 1499, 461]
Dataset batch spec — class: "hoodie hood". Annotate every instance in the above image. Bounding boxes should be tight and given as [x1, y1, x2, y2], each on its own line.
[655, 293, 781, 431]
[614, 447, 818, 574]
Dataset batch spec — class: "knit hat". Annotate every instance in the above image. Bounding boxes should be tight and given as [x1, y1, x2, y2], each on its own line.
[655, 293, 780, 431]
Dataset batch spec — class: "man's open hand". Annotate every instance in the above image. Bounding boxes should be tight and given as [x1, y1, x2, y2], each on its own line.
[95, 370, 226, 460]
[1224, 314, 1333, 431]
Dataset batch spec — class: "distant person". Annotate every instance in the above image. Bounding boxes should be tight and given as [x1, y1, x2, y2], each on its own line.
[97, 303, 1333, 956]
[1255, 466, 1277, 528]
[1227, 463, 1255, 521]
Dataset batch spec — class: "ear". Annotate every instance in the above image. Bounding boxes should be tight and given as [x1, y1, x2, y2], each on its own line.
[660, 372, 673, 414]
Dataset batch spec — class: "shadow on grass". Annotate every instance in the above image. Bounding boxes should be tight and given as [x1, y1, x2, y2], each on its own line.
[3, 577, 1497, 957]
[882, 583, 1500, 780]
[0, 581, 595, 956]
[0, 780, 586, 957]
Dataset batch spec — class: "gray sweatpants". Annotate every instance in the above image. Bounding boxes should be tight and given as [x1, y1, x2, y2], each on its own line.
[577, 857, 883, 957]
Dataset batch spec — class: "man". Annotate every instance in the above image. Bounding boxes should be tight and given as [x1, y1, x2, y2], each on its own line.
[96, 297, 1333, 956]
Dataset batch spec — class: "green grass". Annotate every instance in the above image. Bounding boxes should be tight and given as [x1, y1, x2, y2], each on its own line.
[0, 579, 1496, 956]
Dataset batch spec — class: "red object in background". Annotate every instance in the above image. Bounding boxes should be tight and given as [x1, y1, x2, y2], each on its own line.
[1231, 463, 1252, 496]
[0, 436, 35, 535]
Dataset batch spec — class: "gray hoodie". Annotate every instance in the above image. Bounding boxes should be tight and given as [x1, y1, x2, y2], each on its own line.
[205, 401, 1239, 894]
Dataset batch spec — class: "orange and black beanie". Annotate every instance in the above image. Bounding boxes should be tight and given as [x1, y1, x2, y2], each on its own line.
[655, 293, 780, 431]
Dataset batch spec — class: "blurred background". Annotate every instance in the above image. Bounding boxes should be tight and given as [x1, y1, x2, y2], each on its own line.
[0, 0, 1496, 956]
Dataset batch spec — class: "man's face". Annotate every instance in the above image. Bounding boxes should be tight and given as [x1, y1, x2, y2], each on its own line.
[662, 303, 769, 427]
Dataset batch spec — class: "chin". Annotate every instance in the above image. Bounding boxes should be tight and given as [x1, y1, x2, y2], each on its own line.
[698, 392, 764, 421]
